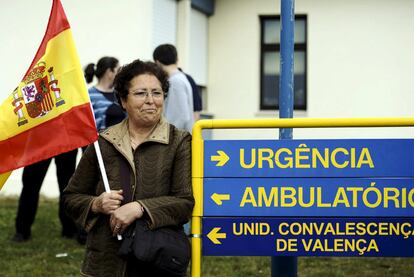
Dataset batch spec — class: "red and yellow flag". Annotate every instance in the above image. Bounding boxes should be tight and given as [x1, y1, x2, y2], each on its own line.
[0, 0, 98, 189]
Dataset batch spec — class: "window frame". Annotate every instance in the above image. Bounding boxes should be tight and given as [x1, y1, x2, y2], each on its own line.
[259, 14, 308, 111]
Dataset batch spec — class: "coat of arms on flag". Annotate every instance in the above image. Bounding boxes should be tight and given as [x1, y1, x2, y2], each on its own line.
[13, 62, 65, 125]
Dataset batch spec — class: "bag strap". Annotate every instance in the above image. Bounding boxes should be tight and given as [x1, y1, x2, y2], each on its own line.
[119, 156, 133, 204]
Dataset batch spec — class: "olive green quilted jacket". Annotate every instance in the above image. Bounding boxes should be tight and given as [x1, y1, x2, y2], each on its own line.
[63, 118, 194, 277]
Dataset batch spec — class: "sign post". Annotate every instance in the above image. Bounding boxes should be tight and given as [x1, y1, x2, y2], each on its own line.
[276, 0, 296, 274]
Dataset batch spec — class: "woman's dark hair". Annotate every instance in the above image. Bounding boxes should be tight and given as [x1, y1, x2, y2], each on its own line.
[114, 59, 169, 105]
[84, 56, 119, 84]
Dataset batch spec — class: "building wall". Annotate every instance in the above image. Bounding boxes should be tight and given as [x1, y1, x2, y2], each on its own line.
[0, 0, 153, 92]
[208, 0, 414, 139]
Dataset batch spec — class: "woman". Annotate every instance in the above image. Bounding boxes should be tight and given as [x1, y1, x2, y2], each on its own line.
[64, 59, 194, 276]
[84, 56, 125, 130]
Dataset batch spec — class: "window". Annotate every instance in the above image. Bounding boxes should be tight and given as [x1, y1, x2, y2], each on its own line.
[152, 0, 177, 49]
[189, 7, 208, 86]
[260, 15, 307, 110]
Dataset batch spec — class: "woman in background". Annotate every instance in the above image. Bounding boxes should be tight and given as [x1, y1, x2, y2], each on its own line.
[84, 56, 125, 130]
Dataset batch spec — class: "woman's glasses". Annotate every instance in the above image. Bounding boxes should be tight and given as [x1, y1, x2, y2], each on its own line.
[131, 91, 164, 99]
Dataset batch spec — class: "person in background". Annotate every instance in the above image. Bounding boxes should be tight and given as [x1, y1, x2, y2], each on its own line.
[179, 68, 202, 121]
[153, 44, 194, 133]
[63, 59, 194, 276]
[84, 56, 125, 130]
[11, 150, 79, 242]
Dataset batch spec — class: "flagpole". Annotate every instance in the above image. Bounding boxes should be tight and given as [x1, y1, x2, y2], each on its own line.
[94, 141, 111, 193]
[94, 140, 122, 240]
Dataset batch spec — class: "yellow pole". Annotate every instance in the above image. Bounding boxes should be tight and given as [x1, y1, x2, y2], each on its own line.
[191, 120, 210, 277]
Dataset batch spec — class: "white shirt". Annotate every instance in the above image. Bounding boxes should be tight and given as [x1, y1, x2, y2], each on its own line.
[164, 70, 194, 133]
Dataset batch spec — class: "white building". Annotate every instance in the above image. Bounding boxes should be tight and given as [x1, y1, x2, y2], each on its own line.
[1, 0, 413, 197]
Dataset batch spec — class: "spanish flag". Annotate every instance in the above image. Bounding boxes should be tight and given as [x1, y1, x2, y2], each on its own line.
[0, 0, 98, 189]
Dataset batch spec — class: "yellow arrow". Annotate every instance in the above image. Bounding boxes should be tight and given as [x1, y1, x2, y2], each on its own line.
[207, 227, 226, 244]
[211, 193, 230, 205]
[210, 150, 230, 166]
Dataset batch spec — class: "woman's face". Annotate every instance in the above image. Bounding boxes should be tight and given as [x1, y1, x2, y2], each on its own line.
[121, 74, 164, 127]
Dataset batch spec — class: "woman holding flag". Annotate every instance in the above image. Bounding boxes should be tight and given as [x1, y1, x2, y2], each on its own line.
[63, 59, 194, 276]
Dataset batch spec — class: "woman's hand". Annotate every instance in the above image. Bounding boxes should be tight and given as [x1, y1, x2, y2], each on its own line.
[91, 190, 124, 215]
[110, 202, 145, 236]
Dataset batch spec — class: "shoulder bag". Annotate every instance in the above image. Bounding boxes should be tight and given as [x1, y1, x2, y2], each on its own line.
[117, 155, 191, 276]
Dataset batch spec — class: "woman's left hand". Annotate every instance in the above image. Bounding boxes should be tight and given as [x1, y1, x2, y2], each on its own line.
[109, 202, 144, 236]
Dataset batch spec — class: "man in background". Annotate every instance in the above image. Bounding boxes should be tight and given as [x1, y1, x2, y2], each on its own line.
[11, 150, 78, 242]
[153, 44, 194, 133]
[179, 68, 202, 121]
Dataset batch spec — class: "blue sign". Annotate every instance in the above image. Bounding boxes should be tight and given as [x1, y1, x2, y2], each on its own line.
[202, 217, 414, 257]
[203, 178, 414, 217]
[204, 139, 414, 178]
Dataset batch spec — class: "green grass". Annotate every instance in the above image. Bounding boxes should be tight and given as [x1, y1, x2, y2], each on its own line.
[0, 196, 84, 277]
[0, 196, 413, 276]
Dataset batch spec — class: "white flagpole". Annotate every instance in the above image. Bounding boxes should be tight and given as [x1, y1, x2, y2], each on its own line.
[94, 140, 122, 240]
[94, 141, 111, 193]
